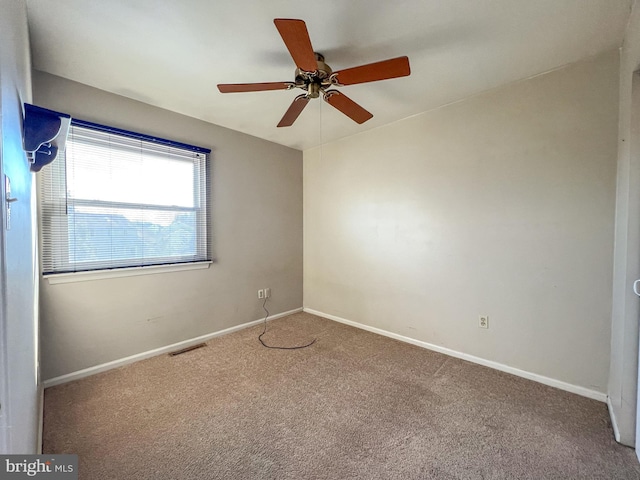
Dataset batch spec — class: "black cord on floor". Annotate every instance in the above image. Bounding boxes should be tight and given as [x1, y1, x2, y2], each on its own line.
[258, 297, 316, 350]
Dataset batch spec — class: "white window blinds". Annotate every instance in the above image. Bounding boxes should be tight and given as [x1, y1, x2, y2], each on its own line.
[40, 122, 210, 275]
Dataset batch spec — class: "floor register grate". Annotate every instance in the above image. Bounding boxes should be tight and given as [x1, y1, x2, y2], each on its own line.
[168, 343, 207, 356]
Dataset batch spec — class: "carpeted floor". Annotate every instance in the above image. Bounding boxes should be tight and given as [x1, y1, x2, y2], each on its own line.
[43, 312, 640, 479]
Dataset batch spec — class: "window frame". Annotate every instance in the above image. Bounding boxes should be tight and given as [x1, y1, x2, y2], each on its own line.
[39, 118, 212, 279]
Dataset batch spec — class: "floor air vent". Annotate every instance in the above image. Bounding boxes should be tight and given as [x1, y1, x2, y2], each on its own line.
[169, 343, 207, 356]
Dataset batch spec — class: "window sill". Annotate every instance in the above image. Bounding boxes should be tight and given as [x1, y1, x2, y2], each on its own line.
[44, 261, 212, 285]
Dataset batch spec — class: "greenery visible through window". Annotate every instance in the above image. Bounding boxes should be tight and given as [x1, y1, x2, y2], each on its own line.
[39, 122, 210, 275]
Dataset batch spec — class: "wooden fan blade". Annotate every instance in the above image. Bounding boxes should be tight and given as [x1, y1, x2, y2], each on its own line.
[323, 91, 373, 124]
[277, 95, 310, 127]
[333, 56, 410, 86]
[217, 82, 291, 93]
[274, 19, 318, 72]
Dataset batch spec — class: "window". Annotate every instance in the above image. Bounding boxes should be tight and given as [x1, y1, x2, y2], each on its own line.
[40, 120, 210, 275]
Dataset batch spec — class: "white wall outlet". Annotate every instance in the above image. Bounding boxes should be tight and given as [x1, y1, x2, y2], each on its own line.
[258, 289, 265, 299]
[264, 288, 271, 298]
[479, 315, 489, 329]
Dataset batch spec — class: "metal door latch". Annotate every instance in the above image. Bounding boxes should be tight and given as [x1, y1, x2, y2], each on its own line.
[4, 175, 17, 230]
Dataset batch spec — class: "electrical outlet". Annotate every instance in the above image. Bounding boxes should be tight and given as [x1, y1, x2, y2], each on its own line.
[479, 315, 489, 329]
[258, 289, 264, 299]
[264, 288, 271, 298]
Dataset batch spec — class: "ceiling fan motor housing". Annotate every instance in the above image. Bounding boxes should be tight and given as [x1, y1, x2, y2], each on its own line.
[295, 52, 333, 98]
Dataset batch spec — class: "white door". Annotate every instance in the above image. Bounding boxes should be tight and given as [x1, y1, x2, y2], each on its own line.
[0, 94, 39, 455]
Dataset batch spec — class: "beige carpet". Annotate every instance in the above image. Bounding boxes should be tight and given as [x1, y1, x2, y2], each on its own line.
[43, 312, 640, 479]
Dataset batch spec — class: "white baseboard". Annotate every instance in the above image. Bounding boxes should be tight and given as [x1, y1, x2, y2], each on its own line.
[607, 396, 621, 442]
[43, 306, 607, 404]
[43, 307, 303, 388]
[304, 308, 607, 403]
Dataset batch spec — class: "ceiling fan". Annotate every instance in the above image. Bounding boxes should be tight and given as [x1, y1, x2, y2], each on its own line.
[217, 19, 411, 127]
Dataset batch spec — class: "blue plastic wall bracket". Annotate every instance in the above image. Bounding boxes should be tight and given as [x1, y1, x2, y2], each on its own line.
[23, 103, 71, 172]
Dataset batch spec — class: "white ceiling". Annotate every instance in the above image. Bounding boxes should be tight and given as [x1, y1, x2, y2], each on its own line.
[26, 0, 633, 151]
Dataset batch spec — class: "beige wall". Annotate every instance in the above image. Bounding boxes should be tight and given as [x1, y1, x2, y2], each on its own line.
[33, 72, 303, 380]
[610, 0, 640, 448]
[304, 51, 619, 395]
